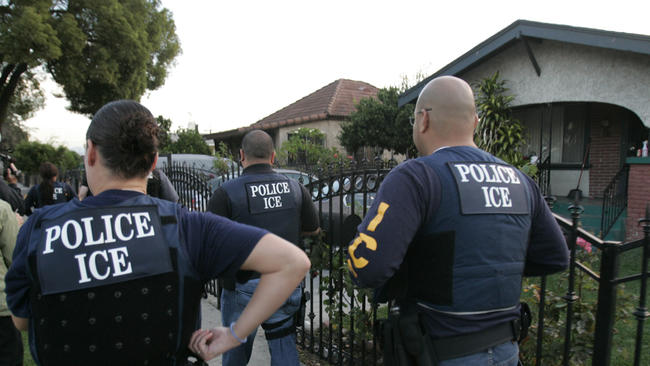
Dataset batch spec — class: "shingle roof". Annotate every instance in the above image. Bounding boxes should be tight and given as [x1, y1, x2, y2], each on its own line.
[204, 79, 378, 140]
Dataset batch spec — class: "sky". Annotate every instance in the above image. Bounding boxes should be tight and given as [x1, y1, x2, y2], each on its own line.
[22, 0, 649, 154]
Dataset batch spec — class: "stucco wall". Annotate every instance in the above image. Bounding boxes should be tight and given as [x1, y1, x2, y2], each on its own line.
[460, 40, 650, 126]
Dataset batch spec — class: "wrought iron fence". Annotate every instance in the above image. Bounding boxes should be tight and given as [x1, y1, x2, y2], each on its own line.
[158, 161, 215, 212]
[601, 165, 629, 239]
[174, 159, 648, 366]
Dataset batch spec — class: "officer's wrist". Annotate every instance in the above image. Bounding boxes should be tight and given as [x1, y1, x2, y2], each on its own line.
[229, 322, 247, 344]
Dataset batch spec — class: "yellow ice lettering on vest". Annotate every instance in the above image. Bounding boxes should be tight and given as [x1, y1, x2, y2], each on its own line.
[367, 202, 390, 232]
[348, 233, 377, 269]
[347, 259, 358, 277]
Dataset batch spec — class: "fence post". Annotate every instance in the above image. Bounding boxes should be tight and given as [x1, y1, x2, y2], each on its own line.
[562, 203, 582, 366]
[591, 243, 620, 366]
[632, 204, 650, 366]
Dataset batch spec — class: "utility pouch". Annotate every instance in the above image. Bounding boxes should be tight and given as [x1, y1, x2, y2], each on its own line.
[221, 277, 236, 291]
[517, 302, 532, 343]
[381, 306, 437, 366]
[295, 290, 310, 328]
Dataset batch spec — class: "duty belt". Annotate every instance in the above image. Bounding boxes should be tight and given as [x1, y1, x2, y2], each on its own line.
[431, 320, 518, 361]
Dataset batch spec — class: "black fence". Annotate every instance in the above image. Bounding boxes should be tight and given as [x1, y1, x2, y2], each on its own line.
[167, 160, 648, 366]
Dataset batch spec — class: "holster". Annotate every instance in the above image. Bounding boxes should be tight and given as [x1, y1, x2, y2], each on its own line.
[295, 289, 310, 328]
[517, 302, 532, 343]
[220, 277, 236, 291]
[381, 306, 437, 366]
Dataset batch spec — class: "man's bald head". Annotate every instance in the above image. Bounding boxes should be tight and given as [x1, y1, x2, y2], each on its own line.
[242, 130, 274, 160]
[413, 76, 478, 155]
[417, 76, 477, 134]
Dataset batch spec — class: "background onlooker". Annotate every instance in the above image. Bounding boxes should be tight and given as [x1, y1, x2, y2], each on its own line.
[23, 162, 76, 215]
[0, 198, 22, 366]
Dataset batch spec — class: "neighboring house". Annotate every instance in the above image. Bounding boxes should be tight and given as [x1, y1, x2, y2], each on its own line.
[204, 79, 379, 160]
[400, 20, 650, 240]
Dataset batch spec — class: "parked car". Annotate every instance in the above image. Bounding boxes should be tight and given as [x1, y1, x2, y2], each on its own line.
[275, 168, 315, 186]
[307, 173, 379, 246]
[156, 153, 238, 193]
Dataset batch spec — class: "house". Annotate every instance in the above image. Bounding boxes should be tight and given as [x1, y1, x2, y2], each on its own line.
[399, 20, 650, 240]
[203, 79, 379, 160]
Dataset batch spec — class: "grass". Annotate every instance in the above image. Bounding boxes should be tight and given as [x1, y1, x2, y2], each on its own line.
[21, 332, 36, 366]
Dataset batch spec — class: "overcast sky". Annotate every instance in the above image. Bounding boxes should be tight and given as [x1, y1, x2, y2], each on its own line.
[23, 0, 649, 154]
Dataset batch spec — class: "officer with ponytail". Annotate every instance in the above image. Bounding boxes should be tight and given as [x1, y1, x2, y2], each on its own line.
[347, 76, 569, 365]
[5, 100, 310, 366]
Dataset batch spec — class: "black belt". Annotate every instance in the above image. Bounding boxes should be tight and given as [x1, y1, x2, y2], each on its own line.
[431, 321, 517, 361]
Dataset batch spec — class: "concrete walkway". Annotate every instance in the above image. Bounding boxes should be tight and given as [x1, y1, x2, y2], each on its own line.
[200, 295, 272, 365]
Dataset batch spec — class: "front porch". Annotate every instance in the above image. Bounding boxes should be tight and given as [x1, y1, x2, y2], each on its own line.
[551, 196, 626, 242]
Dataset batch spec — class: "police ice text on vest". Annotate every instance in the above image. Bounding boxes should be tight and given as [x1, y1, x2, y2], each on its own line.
[42, 212, 155, 284]
[249, 182, 291, 209]
[454, 163, 521, 208]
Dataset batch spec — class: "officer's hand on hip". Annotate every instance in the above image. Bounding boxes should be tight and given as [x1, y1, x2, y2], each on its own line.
[189, 327, 242, 361]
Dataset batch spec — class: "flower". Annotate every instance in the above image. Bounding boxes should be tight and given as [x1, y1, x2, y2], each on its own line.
[576, 237, 592, 253]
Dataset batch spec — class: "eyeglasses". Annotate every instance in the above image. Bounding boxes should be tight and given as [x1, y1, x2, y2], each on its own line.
[408, 108, 432, 126]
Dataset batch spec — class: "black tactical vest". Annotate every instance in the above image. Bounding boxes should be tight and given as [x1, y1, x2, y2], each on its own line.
[27, 195, 203, 366]
[221, 169, 303, 246]
[404, 147, 533, 314]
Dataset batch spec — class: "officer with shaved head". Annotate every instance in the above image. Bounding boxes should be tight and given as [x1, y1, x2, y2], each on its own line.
[207, 129, 319, 366]
[347, 76, 569, 365]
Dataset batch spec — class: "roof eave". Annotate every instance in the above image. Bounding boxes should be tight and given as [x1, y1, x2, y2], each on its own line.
[398, 19, 650, 106]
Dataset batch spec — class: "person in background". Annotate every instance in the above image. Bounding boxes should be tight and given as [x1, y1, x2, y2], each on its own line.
[5, 100, 310, 366]
[24, 162, 76, 215]
[347, 76, 569, 365]
[0, 162, 25, 215]
[147, 168, 179, 203]
[4, 168, 22, 197]
[205, 129, 320, 366]
[77, 173, 92, 201]
[0, 198, 22, 366]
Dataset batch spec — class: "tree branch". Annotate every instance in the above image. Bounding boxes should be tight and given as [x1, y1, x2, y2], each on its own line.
[0, 63, 28, 129]
[0, 64, 16, 90]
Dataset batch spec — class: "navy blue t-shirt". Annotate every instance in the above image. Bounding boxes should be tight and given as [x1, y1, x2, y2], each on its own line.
[347, 146, 568, 338]
[6, 189, 267, 319]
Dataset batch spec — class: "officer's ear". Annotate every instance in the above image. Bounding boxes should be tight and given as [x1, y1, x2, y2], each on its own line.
[270, 151, 276, 164]
[239, 149, 245, 163]
[86, 139, 97, 166]
[150, 153, 158, 173]
[419, 109, 430, 134]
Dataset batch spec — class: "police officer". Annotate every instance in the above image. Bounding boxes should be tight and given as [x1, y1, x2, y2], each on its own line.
[205, 129, 319, 366]
[347, 76, 569, 365]
[24, 162, 77, 216]
[5, 100, 310, 366]
[0, 162, 25, 215]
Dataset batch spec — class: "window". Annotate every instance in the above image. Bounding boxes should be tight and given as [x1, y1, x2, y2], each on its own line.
[515, 103, 587, 164]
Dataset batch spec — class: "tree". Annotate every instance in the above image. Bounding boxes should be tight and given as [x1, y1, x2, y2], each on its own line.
[473, 72, 534, 173]
[0, 0, 180, 130]
[13, 140, 81, 174]
[156, 115, 172, 153]
[278, 128, 338, 166]
[338, 87, 415, 158]
[166, 128, 211, 155]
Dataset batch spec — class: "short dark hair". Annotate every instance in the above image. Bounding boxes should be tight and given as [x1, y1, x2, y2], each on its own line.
[241, 130, 274, 160]
[86, 100, 159, 178]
